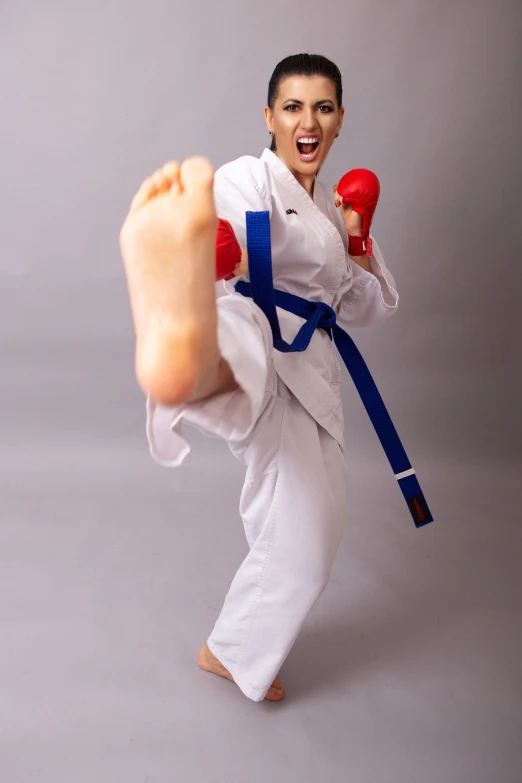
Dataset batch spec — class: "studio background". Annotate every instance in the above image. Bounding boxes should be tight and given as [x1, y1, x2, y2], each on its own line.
[1, 1, 521, 782]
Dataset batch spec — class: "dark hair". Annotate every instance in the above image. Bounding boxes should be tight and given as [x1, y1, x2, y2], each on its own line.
[267, 53, 343, 152]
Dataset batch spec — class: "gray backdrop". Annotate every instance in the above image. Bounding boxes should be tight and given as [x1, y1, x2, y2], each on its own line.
[1, 1, 521, 781]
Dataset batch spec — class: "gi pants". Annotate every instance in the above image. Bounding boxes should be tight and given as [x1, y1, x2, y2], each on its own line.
[147, 293, 349, 701]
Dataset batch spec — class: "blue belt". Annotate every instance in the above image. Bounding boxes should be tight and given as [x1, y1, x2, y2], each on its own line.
[234, 210, 433, 529]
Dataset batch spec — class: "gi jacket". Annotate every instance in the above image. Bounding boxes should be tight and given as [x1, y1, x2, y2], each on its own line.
[214, 148, 399, 450]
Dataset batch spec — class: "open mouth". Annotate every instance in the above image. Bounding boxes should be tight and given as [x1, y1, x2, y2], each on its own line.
[296, 136, 320, 162]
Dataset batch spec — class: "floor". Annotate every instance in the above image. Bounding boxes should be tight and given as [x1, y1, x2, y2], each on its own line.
[1, 402, 521, 782]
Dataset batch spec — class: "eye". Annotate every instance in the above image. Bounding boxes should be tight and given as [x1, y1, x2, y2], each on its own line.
[284, 104, 299, 111]
[318, 105, 334, 112]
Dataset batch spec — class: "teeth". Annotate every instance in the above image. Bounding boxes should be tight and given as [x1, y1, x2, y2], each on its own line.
[297, 137, 319, 144]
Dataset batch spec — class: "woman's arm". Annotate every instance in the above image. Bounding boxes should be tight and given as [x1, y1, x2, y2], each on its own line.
[331, 176, 398, 327]
[334, 183, 375, 274]
[349, 250, 373, 274]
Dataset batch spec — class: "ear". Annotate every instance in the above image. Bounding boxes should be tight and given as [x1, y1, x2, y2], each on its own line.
[336, 106, 345, 136]
[264, 105, 273, 134]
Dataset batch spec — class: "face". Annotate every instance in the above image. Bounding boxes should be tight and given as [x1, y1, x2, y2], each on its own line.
[264, 75, 344, 186]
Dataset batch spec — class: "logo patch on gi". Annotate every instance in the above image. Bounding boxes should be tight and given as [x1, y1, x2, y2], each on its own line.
[286, 208, 299, 216]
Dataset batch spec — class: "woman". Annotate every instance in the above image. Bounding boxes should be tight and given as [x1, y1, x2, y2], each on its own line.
[120, 54, 398, 702]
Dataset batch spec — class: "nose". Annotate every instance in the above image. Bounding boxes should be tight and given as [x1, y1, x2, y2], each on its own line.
[300, 106, 318, 131]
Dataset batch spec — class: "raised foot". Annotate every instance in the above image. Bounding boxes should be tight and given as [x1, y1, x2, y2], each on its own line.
[197, 644, 285, 702]
[119, 156, 224, 405]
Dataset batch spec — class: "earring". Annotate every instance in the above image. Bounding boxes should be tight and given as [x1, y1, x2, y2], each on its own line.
[335, 133, 339, 138]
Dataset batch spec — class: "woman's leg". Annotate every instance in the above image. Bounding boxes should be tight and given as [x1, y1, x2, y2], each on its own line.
[121, 158, 284, 699]
[206, 385, 349, 702]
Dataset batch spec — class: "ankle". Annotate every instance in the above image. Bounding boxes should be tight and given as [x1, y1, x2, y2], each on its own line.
[188, 355, 238, 404]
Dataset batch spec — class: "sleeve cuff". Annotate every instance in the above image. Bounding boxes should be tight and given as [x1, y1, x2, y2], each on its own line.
[369, 235, 399, 309]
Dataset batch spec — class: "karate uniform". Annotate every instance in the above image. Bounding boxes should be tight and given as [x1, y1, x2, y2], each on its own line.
[146, 149, 399, 701]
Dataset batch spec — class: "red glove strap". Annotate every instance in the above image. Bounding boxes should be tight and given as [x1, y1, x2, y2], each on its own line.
[348, 234, 373, 258]
[216, 218, 241, 280]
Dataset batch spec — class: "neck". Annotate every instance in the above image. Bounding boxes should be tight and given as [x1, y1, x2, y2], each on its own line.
[275, 151, 316, 198]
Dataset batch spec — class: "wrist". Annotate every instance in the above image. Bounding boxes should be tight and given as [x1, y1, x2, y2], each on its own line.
[347, 232, 372, 257]
[349, 253, 373, 273]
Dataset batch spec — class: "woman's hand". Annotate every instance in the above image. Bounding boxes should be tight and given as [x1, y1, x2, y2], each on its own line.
[233, 247, 249, 277]
[333, 185, 363, 236]
[333, 185, 372, 272]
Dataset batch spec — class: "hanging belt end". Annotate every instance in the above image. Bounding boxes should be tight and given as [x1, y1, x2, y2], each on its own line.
[408, 493, 434, 528]
[396, 472, 434, 528]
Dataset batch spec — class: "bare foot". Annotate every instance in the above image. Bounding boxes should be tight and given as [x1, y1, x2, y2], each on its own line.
[119, 157, 235, 405]
[197, 644, 285, 702]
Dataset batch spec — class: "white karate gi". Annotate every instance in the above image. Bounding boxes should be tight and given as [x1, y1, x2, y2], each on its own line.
[146, 149, 399, 701]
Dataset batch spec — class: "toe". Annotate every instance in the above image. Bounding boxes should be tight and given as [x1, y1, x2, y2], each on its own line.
[179, 156, 214, 195]
[265, 677, 285, 701]
[151, 168, 170, 194]
[265, 685, 285, 702]
[163, 161, 181, 197]
[129, 176, 157, 212]
[162, 160, 180, 181]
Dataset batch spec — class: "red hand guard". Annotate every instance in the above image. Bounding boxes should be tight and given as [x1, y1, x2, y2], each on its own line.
[336, 168, 380, 257]
[216, 218, 242, 281]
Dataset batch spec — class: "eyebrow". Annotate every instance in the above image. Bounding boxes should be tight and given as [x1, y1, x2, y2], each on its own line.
[283, 98, 335, 106]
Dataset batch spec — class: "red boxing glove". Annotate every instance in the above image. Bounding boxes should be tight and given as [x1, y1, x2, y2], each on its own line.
[336, 168, 380, 257]
[216, 218, 242, 281]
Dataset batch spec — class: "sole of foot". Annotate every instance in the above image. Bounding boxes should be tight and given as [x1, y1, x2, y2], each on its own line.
[119, 156, 222, 405]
